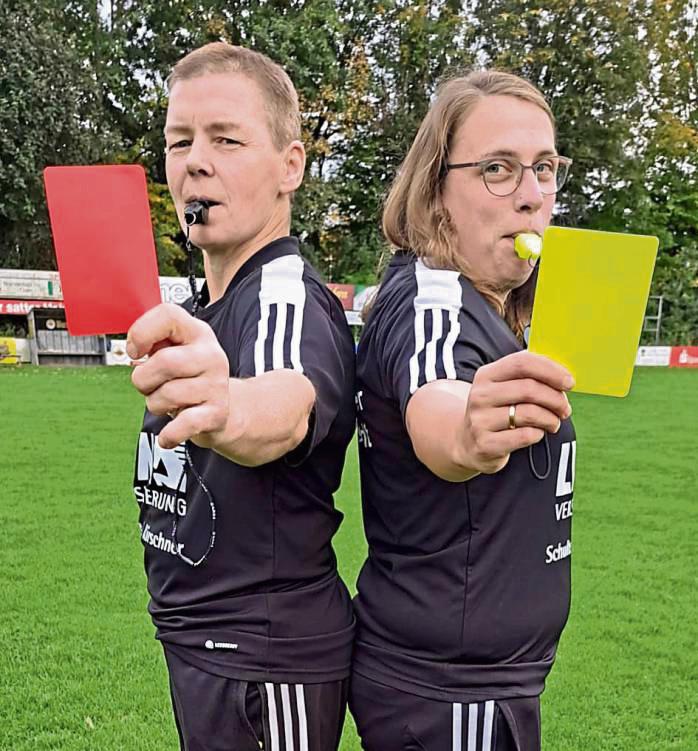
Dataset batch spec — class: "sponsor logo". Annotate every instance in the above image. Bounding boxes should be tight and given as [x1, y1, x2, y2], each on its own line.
[555, 441, 576, 497]
[136, 432, 186, 491]
[545, 539, 572, 564]
[555, 500, 573, 520]
[204, 640, 238, 650]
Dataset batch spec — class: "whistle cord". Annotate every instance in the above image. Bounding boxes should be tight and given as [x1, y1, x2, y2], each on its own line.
[172, 445, 217, 567]
[528, 434, 552, 481]
[186, 223, 200, 316]
[167, 221, 217, 567]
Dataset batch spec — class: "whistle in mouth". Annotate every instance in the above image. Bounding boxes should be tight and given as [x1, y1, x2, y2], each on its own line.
[184, 200, 210, 227]
[514, 233, 542, 261]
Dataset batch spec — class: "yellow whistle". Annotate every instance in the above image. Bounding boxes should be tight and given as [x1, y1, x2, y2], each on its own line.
[514, 233, 542, 261]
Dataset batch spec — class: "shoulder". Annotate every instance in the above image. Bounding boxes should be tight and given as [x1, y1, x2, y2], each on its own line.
[368, 256, 467, 326]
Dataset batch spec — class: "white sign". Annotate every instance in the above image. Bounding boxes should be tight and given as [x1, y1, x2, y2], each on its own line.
[0, 270, 62, 300]
[635, 346, 671, 366]
[159, 277, 204, 305]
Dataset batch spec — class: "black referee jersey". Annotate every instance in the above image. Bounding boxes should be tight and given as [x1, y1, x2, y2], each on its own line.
[132, 236, 356, 684]
[353, 251, 576, 702]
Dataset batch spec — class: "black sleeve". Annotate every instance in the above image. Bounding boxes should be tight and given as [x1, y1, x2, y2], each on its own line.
[234, 255, 350, 462]
[379, 263, 488, 417]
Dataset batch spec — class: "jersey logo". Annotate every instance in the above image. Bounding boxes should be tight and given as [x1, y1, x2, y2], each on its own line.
[555, 440, 576, 497]
[135, 432, 186, 491]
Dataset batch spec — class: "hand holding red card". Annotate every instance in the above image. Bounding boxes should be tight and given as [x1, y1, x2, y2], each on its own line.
[44, 165, 162, 335]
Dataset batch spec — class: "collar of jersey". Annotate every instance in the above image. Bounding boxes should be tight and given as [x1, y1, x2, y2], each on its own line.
[196, 236, 301, 310]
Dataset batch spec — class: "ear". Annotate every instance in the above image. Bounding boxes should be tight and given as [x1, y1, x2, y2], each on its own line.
[279, 140, 306, 196]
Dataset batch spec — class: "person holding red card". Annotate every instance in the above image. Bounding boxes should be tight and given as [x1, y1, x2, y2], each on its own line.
[128, 43, 355, 751]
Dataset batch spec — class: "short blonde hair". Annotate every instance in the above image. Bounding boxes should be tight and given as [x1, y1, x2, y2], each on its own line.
[167, 42, 301, 150]
[382, 70, 556, 338]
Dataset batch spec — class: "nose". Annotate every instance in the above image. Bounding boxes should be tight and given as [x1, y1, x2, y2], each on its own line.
[514, 166, 545, 212]
[185, 138, 214, 177]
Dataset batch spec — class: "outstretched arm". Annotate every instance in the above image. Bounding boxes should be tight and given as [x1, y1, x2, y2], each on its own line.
[127, 303, 315, 466]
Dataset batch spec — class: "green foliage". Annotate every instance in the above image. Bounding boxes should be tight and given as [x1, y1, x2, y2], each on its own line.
[0, 0, 120, 269]
[1, 0, 696, 340]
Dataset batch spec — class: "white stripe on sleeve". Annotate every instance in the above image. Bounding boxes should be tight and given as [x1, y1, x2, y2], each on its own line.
[408, 260, 462, 393]
[409, 309, 426, 394]
[254, 299, 271, 377]
[272, 302, 288, 370]
[443, 309, 459, 379]
[424, 309, 443, 382]
[254, 255, 306, 376]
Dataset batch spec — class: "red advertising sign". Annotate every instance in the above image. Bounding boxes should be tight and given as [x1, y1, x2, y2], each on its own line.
[0, 299, 65, 315]
[669, 346, 698, 368]
[326, 283, 355, 311]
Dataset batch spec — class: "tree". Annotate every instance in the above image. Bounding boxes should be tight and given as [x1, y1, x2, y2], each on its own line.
[0, 0, 119, 269]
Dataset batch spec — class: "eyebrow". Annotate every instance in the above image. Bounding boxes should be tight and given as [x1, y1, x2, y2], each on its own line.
[477, 149, 559, 160]
[164, 121, 244, 135]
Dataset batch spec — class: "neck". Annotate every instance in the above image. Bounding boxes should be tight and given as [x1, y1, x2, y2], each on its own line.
[203, 214, 291, 304]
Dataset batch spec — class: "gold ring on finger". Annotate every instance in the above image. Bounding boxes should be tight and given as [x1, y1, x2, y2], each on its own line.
[508, 404, 517, 430]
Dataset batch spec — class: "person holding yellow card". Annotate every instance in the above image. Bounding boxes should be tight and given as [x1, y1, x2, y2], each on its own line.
[350, 71, 577, 751]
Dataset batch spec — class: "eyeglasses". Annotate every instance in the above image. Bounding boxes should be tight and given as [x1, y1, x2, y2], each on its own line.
[445, 155, 572, 197]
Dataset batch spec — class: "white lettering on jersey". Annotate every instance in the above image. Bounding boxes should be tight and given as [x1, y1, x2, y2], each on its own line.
[545, 539, 572, 564]
[204, 640, 239, 650]
[555, 500, 573, 520]
[136, 432, 186, 492]
[555, 440, 576, 497]
[355, 390, 373, 448]
[139, 522, 183, 556]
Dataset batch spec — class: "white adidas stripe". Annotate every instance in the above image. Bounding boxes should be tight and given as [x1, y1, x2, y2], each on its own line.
[296, 684, 309, 751]
[467, 703, 478, 750]
[280, 684, 295, 751]
[452, 702, 463, 751]
[254, 255, 306, 376]
[264, 683, 280, 751]
[408, 259, 462, 393]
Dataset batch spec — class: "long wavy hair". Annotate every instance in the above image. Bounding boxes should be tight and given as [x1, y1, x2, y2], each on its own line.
[382, 70, 556, 339]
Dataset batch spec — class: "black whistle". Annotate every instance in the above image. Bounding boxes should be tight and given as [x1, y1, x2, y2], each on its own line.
[184, 200, 210, 226]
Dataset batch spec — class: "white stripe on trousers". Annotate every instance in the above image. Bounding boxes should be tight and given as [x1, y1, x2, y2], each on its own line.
[452, 701, 496, 751]
[296, 684, 309, 751]
[264, 683, 309, 751]
[265, 683, 280, 751]
[280, 684, 295, 751]
[452, 703, 463, 751]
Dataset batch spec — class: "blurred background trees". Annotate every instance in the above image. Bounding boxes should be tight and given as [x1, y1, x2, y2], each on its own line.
[1, 0, 695, 341]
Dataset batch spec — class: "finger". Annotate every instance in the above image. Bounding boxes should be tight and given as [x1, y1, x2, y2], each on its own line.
[144, 377, 209, 416]
[477, 351, 575, 391]
[157, 404, 225, 450]
[497, 403, 562, 434]
[126, 304, 205, 360]
[472, 379, 571, 420]
[472, 425, 546, 468]
[131, 345, 208, 396]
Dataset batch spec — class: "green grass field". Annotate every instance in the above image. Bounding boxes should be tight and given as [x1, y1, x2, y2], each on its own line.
[1, 366, 696, 750]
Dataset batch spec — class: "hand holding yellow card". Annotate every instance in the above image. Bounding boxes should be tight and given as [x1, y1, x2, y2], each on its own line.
[528, 227, 659, 397]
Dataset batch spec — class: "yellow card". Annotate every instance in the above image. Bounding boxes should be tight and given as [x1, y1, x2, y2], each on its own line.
[528, 227, 659, 397]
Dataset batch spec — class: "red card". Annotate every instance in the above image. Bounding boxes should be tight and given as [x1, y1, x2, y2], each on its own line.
[44, 165, 162, 335]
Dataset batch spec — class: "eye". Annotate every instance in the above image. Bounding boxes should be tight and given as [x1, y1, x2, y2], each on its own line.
[216, 137, 241, 147]
[535, 160, 556, 180]
[167, 140, 191, 151]
[483, 160, 514, 181]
